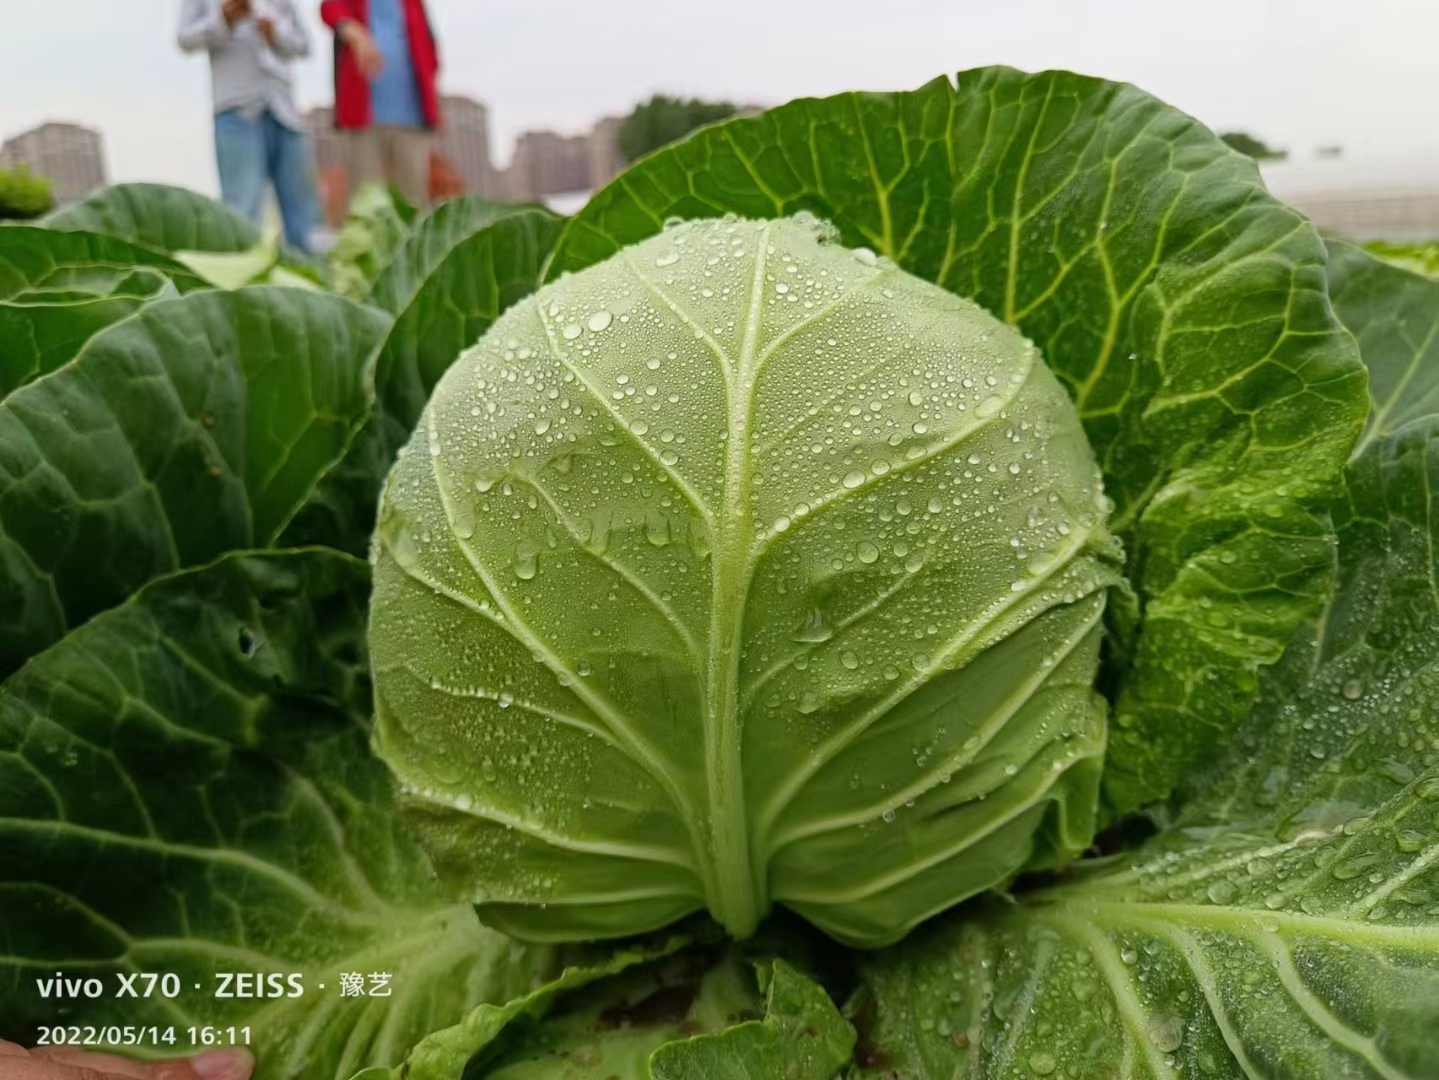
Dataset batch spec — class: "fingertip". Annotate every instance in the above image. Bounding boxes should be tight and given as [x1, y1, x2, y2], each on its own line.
[153, 1047, 254, 1080]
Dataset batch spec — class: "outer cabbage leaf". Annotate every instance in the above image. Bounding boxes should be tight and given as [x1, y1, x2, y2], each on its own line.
[1, 266, 175, 397]
[0, 552, 558, 1079]
[0, 225, 207, 300]
[362, 198, 563, 448]
[369, 216, 1120, 947]
[846, 246, 1439, 1080]
[282, 199, 565, 555]
[350, 934, 690, 1080]
[649, 958, 854, 1080]
[355, 944, 852, 1080]
[0, 287, 390, 677]
[44, 182, 261, 255]
[548, 66, 1369, 812]
[1327, 239, 1439, 455]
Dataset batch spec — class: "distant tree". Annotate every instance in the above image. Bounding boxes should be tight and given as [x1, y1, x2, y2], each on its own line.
[1218, 131, 1287, 162]
[618, 95, 738, 163]
[0, 165, 54, 220]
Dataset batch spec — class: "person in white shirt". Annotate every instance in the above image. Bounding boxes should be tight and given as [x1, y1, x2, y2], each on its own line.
[178, 0, 319, 253]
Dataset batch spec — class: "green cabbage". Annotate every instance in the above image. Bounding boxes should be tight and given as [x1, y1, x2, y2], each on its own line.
[370, 215, 1121, 947]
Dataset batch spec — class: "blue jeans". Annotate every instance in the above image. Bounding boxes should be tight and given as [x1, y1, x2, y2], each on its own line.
[214, 109, 318, 255]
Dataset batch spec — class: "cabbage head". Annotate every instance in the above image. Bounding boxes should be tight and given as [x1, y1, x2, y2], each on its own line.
[369, 215, 1122, 947]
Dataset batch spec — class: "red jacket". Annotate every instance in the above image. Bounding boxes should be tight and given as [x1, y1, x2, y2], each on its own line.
[320, 0, 440, 130]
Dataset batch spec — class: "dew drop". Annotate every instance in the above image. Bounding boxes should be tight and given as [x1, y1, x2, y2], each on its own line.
[1206, 880, 1237, 905]
[976, 396, 1004, 419]
[1146, 1014, 1184, 1053]
[645, 509, 671, 547]
[792, 608, 834, 643]
[513, 545, 538, 580]
[587, 310, 613, 332]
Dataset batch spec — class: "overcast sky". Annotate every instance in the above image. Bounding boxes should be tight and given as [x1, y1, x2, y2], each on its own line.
[1, 0, 1436, 195]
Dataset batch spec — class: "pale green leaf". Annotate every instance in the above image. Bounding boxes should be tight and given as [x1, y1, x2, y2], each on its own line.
[330, 183, 415, 301]
[370, 216, 1121, 947]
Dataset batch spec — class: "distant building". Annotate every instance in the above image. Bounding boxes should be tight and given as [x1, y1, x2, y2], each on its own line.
[436, 96, 503, 199]
[304, 97, 637, 214]
[308, 96, 502, 221]
[0, 122, 107, 204]
[506, 131, 593, 201]
[1262, 156, 1439, 241]
[587, 116, 625, 192]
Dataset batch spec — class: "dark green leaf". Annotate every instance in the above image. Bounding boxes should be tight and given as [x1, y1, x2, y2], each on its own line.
[44, 183, 261, 254]
[847, 247, 1439, 1080]
[1327, 238, 1439, 452]
[281, 200, 564, 555]
[0, 224, 207, 301]
[1, 267, 175, 397]
[357, 940, 851, 1080]
[549, 67, 1369, 812]
[351, 934, 690, 1080]
[0, 551, 557, 1079]
[0, 286, 390, 677]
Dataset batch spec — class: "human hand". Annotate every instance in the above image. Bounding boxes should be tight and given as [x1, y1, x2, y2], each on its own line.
[0, 1040, 253, 1080]
[255, 16, 276, 46]
[221, 0, 251, 26]
[339, 20, 383, 79]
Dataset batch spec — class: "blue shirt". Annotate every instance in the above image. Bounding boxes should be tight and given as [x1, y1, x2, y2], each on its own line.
[369, 0, 425, 127]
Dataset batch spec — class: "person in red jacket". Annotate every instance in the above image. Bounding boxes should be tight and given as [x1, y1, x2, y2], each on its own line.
[319, 0, 439, 207]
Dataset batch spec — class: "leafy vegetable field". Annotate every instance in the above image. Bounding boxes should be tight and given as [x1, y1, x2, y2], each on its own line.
[1, 67, 1436, 1080]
